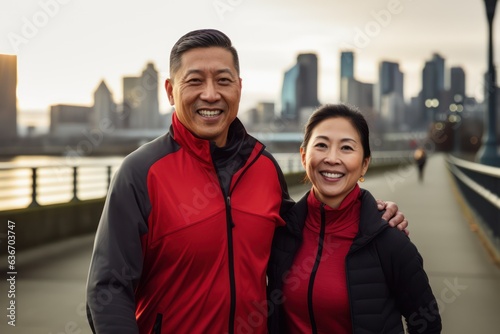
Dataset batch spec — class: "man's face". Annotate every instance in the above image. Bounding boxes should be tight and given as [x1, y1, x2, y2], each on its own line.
[166, 47, 242, 147]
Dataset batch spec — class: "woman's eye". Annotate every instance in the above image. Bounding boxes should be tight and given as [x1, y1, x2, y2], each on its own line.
[315, 143, 327, 148]
[341, 146, 354, 151]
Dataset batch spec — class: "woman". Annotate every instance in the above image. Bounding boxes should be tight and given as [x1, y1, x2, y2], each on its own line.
[267, 104, 441, 333]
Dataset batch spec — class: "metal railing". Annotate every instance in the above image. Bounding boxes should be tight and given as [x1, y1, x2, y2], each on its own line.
[0, 162, 121, 211]
[446, 154, 500, 258]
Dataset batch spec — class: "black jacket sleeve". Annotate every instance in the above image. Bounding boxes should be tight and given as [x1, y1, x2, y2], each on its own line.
[86, 154, 150, 334]
[377, 229, 442, 333]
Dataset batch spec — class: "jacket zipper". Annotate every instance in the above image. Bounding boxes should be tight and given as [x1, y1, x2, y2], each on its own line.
[225, 195, 236, 334]
[215, 144, 264, 334]
[152, 313, 162, 334]
[307, 203, 326, 334]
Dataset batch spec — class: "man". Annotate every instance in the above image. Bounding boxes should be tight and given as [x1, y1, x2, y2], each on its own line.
[86, 29, 407, 334]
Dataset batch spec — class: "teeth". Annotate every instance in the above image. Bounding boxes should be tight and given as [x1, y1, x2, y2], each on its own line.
[321, 172, 343, 178]
[198, 110, 222, 117]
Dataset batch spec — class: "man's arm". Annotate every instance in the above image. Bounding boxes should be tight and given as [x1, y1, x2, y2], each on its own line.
[86, 160, 149, 334]
[262, 150, 296, 220]
[377, 200, 409, 235]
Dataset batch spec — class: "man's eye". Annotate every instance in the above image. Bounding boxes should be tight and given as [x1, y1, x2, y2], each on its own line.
[187, 78, 202, 84]
[218, 78, 232, 84]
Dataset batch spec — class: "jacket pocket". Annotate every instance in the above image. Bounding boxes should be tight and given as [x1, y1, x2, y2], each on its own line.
[152, 313, 162, 334]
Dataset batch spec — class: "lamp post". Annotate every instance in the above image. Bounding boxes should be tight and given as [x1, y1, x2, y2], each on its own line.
[477, 0, 500, 166]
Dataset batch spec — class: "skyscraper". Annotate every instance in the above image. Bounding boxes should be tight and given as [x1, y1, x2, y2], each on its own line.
[281, 64, 300, 121]
[379, 61, 403, 96]
[0, 54, 18, 140]
[92, 80, 116, 129]
[340, 51, 354, 79]
[377, 61, 405, 130]
[281, 53, 319, 122]
[450, 66, 466, 102]
[422, 62, 439, 100]
[341, 78, 374, 112]
[432, 53, 445, 92]
[340, 51, 354, 101]
[338, 51, 374, 120]
[421, 53, 446, 123]
[123, 62, 161, 129]
[297, 54, 319, 108]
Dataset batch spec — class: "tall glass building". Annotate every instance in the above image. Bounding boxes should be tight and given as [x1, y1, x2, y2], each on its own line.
[0, 54, 18, 140]
[281, 53, 319, 121]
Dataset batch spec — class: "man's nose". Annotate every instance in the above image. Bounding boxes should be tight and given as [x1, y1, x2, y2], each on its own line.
[200, 81, 221, 101]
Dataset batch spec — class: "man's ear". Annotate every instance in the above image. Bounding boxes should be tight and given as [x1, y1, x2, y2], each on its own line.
[165, 79, 174, 105]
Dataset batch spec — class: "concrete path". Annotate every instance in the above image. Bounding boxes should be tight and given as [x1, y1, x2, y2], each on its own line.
[361, 153, 500, 334]
[1, 153, 499, 333]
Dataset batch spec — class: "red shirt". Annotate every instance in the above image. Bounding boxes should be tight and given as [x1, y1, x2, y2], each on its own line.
[283, 185, 361, 333]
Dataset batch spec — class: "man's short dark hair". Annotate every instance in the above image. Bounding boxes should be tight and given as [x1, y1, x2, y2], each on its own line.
[169, 29, 240, 78]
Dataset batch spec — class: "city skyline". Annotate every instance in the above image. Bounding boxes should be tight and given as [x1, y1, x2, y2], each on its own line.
[2, 0, 498, 123]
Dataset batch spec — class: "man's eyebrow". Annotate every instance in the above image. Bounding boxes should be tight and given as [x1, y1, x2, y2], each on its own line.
[182, 68, 236, 80]
[215, 68, 235, 77]
[181, 69, 202, 80]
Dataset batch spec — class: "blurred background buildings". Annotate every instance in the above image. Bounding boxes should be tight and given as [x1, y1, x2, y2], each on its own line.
[0, 46, 497, 156]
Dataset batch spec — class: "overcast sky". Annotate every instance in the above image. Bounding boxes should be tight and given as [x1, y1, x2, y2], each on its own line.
[1, 0, 498, 115]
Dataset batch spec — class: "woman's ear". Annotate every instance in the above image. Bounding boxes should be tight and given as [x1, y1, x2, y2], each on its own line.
[300, 147, 306, 169]
[362, 156, 371, 176]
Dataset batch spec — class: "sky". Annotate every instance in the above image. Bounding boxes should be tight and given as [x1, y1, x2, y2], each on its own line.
[1, 0, 499, 122]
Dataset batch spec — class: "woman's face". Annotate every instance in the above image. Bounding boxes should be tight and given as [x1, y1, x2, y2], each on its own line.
[301, 117, 370, 208]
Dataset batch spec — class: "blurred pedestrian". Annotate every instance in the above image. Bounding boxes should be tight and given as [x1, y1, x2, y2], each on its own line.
[414, 147, 427, 182]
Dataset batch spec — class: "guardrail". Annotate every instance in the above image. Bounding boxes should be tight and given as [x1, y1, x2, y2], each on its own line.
[0, 162, 121, 211]
[446, 154, 500, 262]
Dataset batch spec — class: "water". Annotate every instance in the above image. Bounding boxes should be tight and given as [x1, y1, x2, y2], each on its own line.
[0, 155, 124, 211]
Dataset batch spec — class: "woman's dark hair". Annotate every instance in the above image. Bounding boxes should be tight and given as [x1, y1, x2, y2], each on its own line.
[301, 104, 371, 159]
[169, 29, 240, 78]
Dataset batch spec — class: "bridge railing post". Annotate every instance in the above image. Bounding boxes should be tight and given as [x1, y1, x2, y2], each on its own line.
[106, 165, 112, 190]
[28, 167, 39, 208]
[71, 166, 79, 202]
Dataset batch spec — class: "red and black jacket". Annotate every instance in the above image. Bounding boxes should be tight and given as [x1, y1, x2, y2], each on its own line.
[87, 113, 293, 333]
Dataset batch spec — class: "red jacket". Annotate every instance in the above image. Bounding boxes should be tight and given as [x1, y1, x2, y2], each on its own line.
[87, 113, 293, 333]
